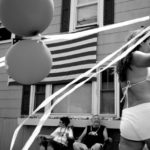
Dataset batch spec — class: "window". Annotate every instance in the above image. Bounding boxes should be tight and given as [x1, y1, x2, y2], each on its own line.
[21, 67, 120, 119]
[21, 82, 96, 116]
[21, 84, 52, 116]
[51, 83, 92, 114]
[70, 0, 103, 31]
[61, 0, 114, 32]
[34, 85, 46, 113]
[98, 67, 120, 118]
[0, 21, 12, 42]
[69, 0, 114, 32]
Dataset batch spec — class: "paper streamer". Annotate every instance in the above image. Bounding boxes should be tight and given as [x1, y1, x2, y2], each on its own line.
[0, 56, 5, 62]
[0, 62, 5, 67]
[43, 16, 150, 43]
[21, 28, 150, 149]
[24, 25, 150, 115]
[9, 17, 150, 150]
[0, 57, 5, 67]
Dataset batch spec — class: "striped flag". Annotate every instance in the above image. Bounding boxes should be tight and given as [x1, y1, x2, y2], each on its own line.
[9, 33, 97, 85]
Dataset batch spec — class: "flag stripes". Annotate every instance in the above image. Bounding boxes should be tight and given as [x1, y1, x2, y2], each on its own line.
[43, 33, 97, 84]
[9, 33, 97, 85]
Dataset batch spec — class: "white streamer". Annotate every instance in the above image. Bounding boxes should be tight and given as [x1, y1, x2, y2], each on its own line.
[0, 56, 5, 63]
[0, 62, 5, 67]
[21, 28, 150, 149]
[43, 16, 150, 42]
[0, 57, 5, 67]
[10, 16, 150, 150]
[32, 25, 150, 114]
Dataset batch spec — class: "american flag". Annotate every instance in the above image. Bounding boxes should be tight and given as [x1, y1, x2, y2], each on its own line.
[9, 33, 97, 85]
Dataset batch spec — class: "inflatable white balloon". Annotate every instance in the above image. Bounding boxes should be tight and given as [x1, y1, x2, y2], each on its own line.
[0, 0, 54, 36]
[5, 40, 52, 85]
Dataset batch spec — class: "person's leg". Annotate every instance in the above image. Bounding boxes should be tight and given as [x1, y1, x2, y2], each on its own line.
[145, 139, 150, 150]
[47, 145, 54, 150]
[119, 136, 145, 150]
[47, 140, 56, 150]
[73, 141, 88, 150]
[91, 143, 103, 150]
[40, 145, 46, 150]
[38, 136, 48, 150]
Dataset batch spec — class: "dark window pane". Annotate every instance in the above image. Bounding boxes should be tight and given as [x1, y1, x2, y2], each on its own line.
[104, 0, 114, 25]
[21, 85, 30, 115]
[102, 68, 114, 90]
[100, 91, 114, 114]
[100, 68, 115, 114]
[34, 85, 46, 113]
[61, 0, 71, 32]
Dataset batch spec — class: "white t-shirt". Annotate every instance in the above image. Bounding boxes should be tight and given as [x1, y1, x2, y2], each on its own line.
[51, 127, 73, 146]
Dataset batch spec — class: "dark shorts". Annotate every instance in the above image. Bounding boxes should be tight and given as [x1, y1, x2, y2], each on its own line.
[48, 139, 67, 150]
[39, 136, 49, 148]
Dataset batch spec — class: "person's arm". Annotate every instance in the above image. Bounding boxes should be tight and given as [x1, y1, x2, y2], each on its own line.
[132, 51, 150, 67]
[76, 126, 87, 142]
[48, 127, 60, 139]
[103, 127, 109, 141]
[66, 127, 74, 139]
[103, 127, 112, 143]
[66, 128, 75, 147]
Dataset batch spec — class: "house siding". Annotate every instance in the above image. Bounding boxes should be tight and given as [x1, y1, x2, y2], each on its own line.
[97, 0, 150, 61]
[0, 0, 150, 150]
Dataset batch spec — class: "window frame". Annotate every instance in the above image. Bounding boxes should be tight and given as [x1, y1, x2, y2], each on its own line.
[21, 67, 120, 118]
[51, 82, 97, 116]
[29, 85, 52, 115]
[97, 66, 120, 118]
[69, 0, 104, 32]
[19, 67, 121, 128]
[22, 81, 97, 117]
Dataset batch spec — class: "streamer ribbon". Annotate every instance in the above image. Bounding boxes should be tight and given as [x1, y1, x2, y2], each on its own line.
[22, 29, 150, 150]
[7, 16, 150, 150]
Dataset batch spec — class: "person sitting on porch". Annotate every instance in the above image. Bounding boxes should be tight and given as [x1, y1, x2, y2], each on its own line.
[73, 114, 111, 150]
[38, 116, 74, 150]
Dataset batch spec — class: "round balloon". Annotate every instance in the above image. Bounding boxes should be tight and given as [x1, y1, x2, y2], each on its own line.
[5, 40, 52, 85]
[0, 0, 54, 36]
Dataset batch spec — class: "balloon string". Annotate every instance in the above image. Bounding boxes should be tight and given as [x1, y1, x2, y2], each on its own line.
[9, 17, 150, 150]
[22, 34, 42, 41]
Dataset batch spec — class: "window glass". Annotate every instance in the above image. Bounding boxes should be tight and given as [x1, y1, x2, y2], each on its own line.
[100, 68, 115, 114]
[52, 83, 92, 114]
[70, 0, 114, 31]
[77, 4, 97, 27]
[34, 85, 46, 113]
[21, 85, 30, 115]
[77, 0, 97, 5]
[70, 0, 99, 30]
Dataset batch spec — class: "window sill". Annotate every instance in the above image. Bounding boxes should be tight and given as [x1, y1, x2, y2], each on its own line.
[17, 116, 120, 129]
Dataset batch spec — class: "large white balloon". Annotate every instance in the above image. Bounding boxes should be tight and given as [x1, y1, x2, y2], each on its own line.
[5, 40, 52, 85]
[0, 0, 54, 36]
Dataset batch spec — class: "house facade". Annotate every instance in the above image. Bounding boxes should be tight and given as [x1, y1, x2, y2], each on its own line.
[0, 0, 150, 150]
